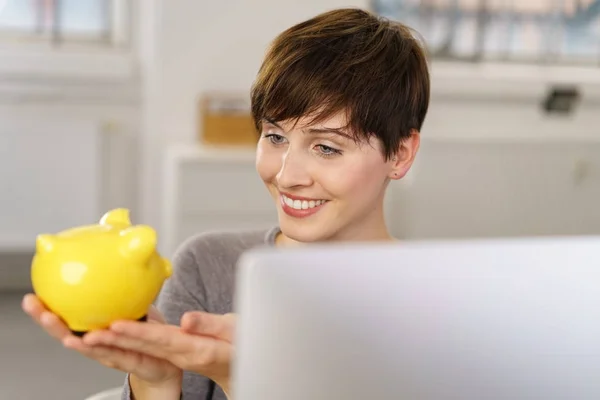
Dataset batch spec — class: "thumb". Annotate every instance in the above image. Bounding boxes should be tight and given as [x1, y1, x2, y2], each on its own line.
[180, 311, 236, 343]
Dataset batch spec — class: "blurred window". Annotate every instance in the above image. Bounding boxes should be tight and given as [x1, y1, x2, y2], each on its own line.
[0, 0, 129, 47]
[373, 0, 600, 65]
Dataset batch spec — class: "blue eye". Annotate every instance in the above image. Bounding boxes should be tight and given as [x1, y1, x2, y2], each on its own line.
[265, 134, 286, 145]
[316, 144, 342, 157]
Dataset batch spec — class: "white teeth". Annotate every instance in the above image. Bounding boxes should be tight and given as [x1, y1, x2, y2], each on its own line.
[282, 195, 326, 210]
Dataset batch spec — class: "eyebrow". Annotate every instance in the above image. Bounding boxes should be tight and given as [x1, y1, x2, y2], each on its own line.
[263, 119, 353, 140]
[264, 119, 282, 129]
[306, 127, 354, 140]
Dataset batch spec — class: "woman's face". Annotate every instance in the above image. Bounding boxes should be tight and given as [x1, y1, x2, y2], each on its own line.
[255, 111, 418, 243]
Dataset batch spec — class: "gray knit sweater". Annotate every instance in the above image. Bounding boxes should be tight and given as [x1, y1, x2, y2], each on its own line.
[121, 227, 279, 399]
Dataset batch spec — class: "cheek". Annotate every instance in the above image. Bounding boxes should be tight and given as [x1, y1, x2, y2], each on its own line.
[322, 159, 388, 200]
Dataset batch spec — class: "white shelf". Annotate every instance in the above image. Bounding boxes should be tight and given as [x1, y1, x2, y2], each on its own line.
[162, 142, 266, 257]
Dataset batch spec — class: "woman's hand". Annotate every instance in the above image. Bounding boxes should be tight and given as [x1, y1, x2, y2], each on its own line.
[21, 293, 183, 387]
[86, 311, 237, 397]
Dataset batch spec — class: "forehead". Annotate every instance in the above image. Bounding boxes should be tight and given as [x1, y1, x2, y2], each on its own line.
[271, 110, 349, 131]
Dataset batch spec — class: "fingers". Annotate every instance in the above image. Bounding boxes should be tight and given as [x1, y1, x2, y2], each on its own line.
[21, 293, 45, 321]
[22, 294, 176, 380]
[111, 321, 179, 346]
[180, 312, 236, 343]
[107, 322, 181, 358]
[39, 310, 73, 340]
[85, 328, 171, 360]
[22, 294, 72, 341]
[64, 335, 140, 372]
[105, 321, 231, 372]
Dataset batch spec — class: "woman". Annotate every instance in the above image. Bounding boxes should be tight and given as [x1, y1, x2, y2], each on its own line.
[22, 7, 430, 400]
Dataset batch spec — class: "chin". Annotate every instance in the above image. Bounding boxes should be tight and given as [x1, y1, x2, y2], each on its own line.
[277, 213, 337, 243]
[280, 224, 324, 243]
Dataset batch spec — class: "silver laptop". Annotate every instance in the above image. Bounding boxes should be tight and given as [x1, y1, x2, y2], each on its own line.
[232, 236, 600, 400]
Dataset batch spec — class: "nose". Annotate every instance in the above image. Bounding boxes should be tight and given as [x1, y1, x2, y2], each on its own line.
[276, 148, 313, 189]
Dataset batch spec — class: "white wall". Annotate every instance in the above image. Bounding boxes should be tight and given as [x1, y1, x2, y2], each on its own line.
[139, 0, 371, 236]
[0, 96, 140, 240]
[396, 138, 600, 240]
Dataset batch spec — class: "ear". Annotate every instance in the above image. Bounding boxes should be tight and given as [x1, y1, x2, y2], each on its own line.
[100, 208, 131, 227]
[119, 225, 157, 261]
[36, 234, 55, 254]
[389, 130, 420, 180]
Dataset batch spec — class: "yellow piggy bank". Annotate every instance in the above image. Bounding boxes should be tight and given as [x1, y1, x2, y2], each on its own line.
[31, 208, 172, 336]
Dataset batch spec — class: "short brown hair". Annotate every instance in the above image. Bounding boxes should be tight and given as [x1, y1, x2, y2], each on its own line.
[251, 8, 430, 160]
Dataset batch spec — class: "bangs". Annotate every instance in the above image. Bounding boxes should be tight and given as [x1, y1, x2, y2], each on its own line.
[250, 23, 383, 142]
[251, 59, 363, 140]
[257, 83, 353, 136]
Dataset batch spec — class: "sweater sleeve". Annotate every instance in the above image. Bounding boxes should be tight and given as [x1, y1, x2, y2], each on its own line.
[120, 234, 216, 400]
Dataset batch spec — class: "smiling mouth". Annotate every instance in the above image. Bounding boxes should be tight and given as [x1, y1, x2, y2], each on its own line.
[281, 194, 328, 210]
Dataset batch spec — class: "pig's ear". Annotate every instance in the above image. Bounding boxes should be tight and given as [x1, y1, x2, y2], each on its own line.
[119, 225, 156, 261]
[100, 208, 131, 227]
[36, 234, 56, 254]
